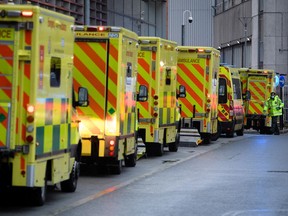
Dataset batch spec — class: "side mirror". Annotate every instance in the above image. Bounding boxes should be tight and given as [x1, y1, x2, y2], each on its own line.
[137, 85, 148, 102]
[177, 85, 186, 98]
[78, 87, 89, 107]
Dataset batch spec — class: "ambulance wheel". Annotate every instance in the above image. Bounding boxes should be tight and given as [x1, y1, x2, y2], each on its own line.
[226, 130, 234, 138]
[211, 121, 221, 141]
[200, 133, 211, 144]
[125, 151, 137, 167]
[226, 121, 235, 137]
[259, 128, 266, 134]
[32, 181, 47, 206]
[169, 133, 180, 152]
[266, 127, 274, 134]
[236, 126, 244, 136]
[61, 161, 79, 192]
[155, 143, 164, 156]
[203, 137, 211, 144]
[145, 144, 154, 157]
[110, 160, 122, 175]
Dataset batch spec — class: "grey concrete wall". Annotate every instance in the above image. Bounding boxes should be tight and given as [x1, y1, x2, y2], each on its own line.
[107, 0, 166, 38]
[261, 0, 288, 74]
[213, 1, 252, 48]
[168, 0, 214, 46]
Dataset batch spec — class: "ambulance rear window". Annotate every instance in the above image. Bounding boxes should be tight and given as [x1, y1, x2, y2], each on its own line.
[232, 78, 242, 99]
[218, 78, 227, 103]
[50, 57, 61, 87]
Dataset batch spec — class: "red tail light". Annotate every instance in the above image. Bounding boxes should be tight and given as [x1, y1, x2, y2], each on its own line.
[26, 104, 35, 143]
[109, 140, 115, 156]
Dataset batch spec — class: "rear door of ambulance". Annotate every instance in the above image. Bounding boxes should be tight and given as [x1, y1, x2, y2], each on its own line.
[137, 47, 156, 127]
[73, 37, 108, 156]
[0, 22, 27, 152]
[177, 53, 206, 122]
[247, 75, 268, 115]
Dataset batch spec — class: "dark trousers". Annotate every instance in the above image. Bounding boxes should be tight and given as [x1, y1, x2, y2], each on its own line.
[272, 116, 280, 134]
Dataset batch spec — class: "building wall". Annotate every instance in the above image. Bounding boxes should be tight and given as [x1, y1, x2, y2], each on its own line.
[214, 0, 288, 124]
[258, 0, 288, 74]
[214, 0, 252, 67]
[4, 0, 167, 38]
[107, 0, 167, 37]
[168, 0, 214, 46]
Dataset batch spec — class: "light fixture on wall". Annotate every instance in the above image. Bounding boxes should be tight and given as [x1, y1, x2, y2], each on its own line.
[181, 10, 193, 46]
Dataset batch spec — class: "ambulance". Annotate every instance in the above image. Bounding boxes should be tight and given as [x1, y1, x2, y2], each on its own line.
[137, 37, 186, 156]
[73, 26, 147, 174]
[218, 65, 244, 137]
[177, 46, 220, 144]
[0, 4, 88, 205]
[238, 68, 275, 134]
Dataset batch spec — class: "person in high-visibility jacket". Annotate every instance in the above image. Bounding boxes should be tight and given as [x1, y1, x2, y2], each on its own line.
[263, 92, 284, 135]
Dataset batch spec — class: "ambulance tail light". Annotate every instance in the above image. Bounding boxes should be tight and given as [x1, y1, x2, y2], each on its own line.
[27, 105, 35, 113]
[153, 95, 159, 118]
[26, 104, 35, 143]
[206, 104, 211, 113]
[108, 140, 115, 157]
[206, 95, 211, 113]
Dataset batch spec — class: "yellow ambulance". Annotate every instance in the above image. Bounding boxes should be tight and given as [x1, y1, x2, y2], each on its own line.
[218, 65, 245, 137]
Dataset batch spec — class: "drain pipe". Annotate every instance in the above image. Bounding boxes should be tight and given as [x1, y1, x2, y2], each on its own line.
[85, 0, 90, 25]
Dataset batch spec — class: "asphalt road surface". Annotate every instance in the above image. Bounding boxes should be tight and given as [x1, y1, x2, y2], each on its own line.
[1, 132, 288, 216]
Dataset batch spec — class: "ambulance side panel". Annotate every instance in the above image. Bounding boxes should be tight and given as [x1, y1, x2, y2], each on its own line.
[218, 67, 244, 136]
[0, 5, 75, 190]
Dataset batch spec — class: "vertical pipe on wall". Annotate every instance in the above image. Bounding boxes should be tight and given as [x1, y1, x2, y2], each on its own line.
[84, 0, 90, 25]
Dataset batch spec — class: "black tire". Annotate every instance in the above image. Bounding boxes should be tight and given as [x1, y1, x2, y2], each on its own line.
[125, 150, 137, 167]
[169, 133, 180, 152]
[226, 121, 235, 138]
[154, 143, 164, 156]
[31, 181, 47, 206]
[61, 161, 79, 192]
[110, 160, 122, 175]
[145, 144, 154, 157]
[203, 137, 211, 144]
[200, 133, 211, 144]
[259, 128, 266, 134]
[226, 130, 234, 138]
[236, 125, 244, 136]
